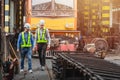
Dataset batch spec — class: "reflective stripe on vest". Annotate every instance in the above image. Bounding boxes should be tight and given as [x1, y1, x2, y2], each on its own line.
[37, 28, 47, 43]
[21, 32, 32, 47]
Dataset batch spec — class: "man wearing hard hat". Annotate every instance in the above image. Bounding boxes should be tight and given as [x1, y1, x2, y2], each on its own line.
[17, 23, 34, 73]
[34, 20, 51, 71]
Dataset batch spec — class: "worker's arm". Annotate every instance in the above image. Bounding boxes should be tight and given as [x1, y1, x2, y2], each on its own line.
[46, 29, 51, 46]
[17, 33, 22, 51]
[34, 29, 38, 46]
[31, 33, 35, 49]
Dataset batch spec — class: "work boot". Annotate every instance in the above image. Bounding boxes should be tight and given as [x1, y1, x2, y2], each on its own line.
[41, 66, 45, 71]
[29, 70, 33, 73]
[20, 69, 24, 73]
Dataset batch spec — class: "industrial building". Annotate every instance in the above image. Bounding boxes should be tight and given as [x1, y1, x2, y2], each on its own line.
[0, 0, 120, 80]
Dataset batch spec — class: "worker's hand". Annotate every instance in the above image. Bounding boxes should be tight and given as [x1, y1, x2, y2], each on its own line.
[33, 45, 37, 51]
[17, 49, 19, 52]
[32, 48, 35, 52]
[47, 45, 50, 50]
[34, 44, 38, 51]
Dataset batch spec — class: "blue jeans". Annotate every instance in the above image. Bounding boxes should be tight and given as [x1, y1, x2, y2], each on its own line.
[20, 47, 32, 70]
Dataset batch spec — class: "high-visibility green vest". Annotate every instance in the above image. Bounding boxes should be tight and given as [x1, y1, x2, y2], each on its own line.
[37, 28, 47, 43]
[21, 32, 32, 48]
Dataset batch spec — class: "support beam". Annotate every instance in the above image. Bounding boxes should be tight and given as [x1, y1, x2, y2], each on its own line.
[4, 0, 10, 32]
[52, 0, 55, 10]
[26, 0, 31, 23]
[19, 0, 23, 29]
[10, 0, 14, 32]
[110, 2, 112, 27]
[0, 0, 4, 79]
[74, 0, 77, 30]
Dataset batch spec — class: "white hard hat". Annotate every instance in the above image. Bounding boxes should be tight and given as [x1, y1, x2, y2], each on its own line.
[39, 20, 45, 25]
[24, 23, 30, 29]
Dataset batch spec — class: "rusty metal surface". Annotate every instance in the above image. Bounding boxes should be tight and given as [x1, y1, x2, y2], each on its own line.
[57, 53, 120, 80]
[66, 54, 120, 72]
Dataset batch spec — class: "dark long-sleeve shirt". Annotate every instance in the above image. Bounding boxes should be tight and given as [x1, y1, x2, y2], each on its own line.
[17, 32, 34, 49]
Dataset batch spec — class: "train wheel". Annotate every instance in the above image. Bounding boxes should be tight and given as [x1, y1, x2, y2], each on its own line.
[91, 38, 108, 51]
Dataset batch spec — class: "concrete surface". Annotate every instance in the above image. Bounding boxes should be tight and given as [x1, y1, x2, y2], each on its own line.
[105, 54, 120, 66]
[14, 58, 52, 80]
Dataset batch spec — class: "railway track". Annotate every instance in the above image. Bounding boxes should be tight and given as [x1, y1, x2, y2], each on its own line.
[52, 52, 120, 80]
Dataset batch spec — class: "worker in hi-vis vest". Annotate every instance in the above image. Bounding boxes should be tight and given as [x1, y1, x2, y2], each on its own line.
[17, 23, 34, 73]
[34, 20, 51, 71]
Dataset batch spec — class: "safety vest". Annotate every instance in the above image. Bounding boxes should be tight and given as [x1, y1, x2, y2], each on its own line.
[37, 28, 47, 43]
[21, 32, 32, 48]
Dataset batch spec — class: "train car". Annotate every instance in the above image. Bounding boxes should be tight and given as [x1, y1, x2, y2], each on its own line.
[29, 0, 80, 54]
[30, 0, 77, 31]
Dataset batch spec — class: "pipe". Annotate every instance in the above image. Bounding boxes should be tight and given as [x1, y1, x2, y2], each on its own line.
[74, 0, 77, 30]
[26, 0, 31, 23]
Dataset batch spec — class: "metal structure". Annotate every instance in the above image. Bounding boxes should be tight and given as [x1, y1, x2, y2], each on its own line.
[52, 53, 120, 80]
[30, 0, 77, 32]
[0, 0, 25, 79]
[32, 0, 74, 17]
[0, 0, 4, 79]
[77, 0, 110, 36]
[32, 2, 74, 17]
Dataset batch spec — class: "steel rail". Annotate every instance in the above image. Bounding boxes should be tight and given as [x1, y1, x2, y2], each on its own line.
[57, 53, 104, 80]
[58, 53, 120, 80]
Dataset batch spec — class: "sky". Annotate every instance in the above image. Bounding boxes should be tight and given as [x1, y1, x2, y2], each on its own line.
[32, 0, 74, 8]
